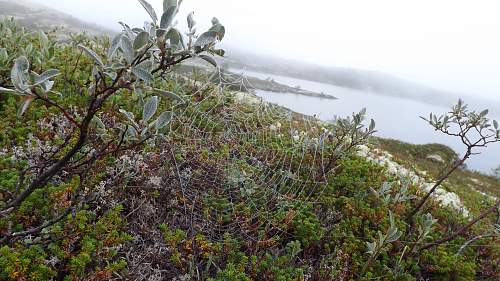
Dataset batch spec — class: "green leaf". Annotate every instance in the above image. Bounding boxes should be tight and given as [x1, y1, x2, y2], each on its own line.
[39, 31, 49, 49]
[166, 28, 181, 46]
[163, 0, 177, 12]
[108, 33, 123, 58]
[0, 48, 8, 62]
[17, 96, 34, 117]
[369, 119, 376, 131]
[127, 126, 138, 140]
[132, 27, 144, 34]
[33, 69, 60, 86]
[187, 12, 195, 29]
[479, 109, 489, 117]
[134, 31, 150, 50]
[194, 31, 218, 47]
[138, 0, 158, 23]
[91, 116, 106, 129]
[143, 96, 158, 123]
[213, 49, 225, 57]
[104, 71, 117, 80]
[156, 28, 168, 39]
[78, 45, 104, 67]
[0, 87, 16, 94]
[208, 23, 225, 41]
[120, 36, 135, 64]
[494, 120, 498, 129]
[378, 231, 385, 246]
[154, 111, 173, 130]
[199, 54, 217, 67]
[119, 109, 139, 129]
[160, 6, 178, 28]
[11, 56, 30, 92]
[366, 241, 376, 254]
[41, 80, 55, 93]
[387, 230, 402, 243]
[131, 66, 153, 83]
[154, 88, 184, 103]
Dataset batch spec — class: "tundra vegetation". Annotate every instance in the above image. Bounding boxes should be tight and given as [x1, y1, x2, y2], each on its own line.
[0, 1, 499, 280]
[494, 165, 500, 179]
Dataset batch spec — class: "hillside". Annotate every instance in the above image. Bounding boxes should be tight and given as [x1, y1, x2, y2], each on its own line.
[0, 2, 499, 281]
[0, 0, 113, 35]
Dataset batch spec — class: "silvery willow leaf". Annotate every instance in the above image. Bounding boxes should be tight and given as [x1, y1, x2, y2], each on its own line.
[154, 111, 173, 130]
[127, 126, 138, 139]
[369, 119, 376, 131]
[39, 31, 49, 49]
[0, 87, 16, 93]
[104, 71, 117, 80]
[208, 23, 225, 40]
[17, 96, 34, 117]
[131, 66, 154, 83]
[154, 88, 184, 103]
[0, 48, 8, 62]
[143, 96, 158, 123]
[119, 109, 139, 129]
[187, 12, 195, 29]
[108, 32, 123, 58]
[120, 36, 135, 64]
[41, 80, 55, 93]
[33, 69, 60, 86]
[166, 28, 181, 46]
[11, 56, 30, 91]
[198, 54, 217, 67]
[78, 45, 104, 67]
[366, 241, 376, 254]
[194, 31, 218, 47]
[156, 28, 168, 39]
[213, 49, 225, 57]
[138, 0, 158, 23]
[134, 31, 150, 50]
[163, 0, 177, 12]
[91, 116, 106, 129]
[160, 6, 178, 28]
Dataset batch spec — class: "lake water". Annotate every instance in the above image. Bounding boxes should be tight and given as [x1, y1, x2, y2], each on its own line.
[232, 69, 500, 174]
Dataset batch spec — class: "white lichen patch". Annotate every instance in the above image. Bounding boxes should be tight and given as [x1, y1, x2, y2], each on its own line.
[234, 91, 262, 105]
[356, 145, 470, 217]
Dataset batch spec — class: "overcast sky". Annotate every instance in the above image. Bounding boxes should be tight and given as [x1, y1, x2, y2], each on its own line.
[32, 0, 500, 101]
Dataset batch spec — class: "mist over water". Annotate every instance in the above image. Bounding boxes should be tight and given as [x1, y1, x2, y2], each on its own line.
[30, 0, 500, 104]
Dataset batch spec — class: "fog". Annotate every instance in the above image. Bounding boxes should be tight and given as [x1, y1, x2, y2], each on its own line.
[31, 0, 500, 102]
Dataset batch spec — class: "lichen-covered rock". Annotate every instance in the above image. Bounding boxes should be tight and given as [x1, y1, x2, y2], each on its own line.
[356, 145, 470, 217]
[426, 154, 445, 163]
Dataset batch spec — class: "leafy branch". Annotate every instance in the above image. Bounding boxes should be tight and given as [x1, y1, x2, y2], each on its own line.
[0, 0, 226, 245]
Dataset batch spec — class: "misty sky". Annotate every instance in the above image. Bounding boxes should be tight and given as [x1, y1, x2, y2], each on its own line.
[32, 0, 500, 101]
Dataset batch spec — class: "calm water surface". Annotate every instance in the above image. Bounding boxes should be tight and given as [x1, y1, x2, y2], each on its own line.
[233, 69, 500, 173]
